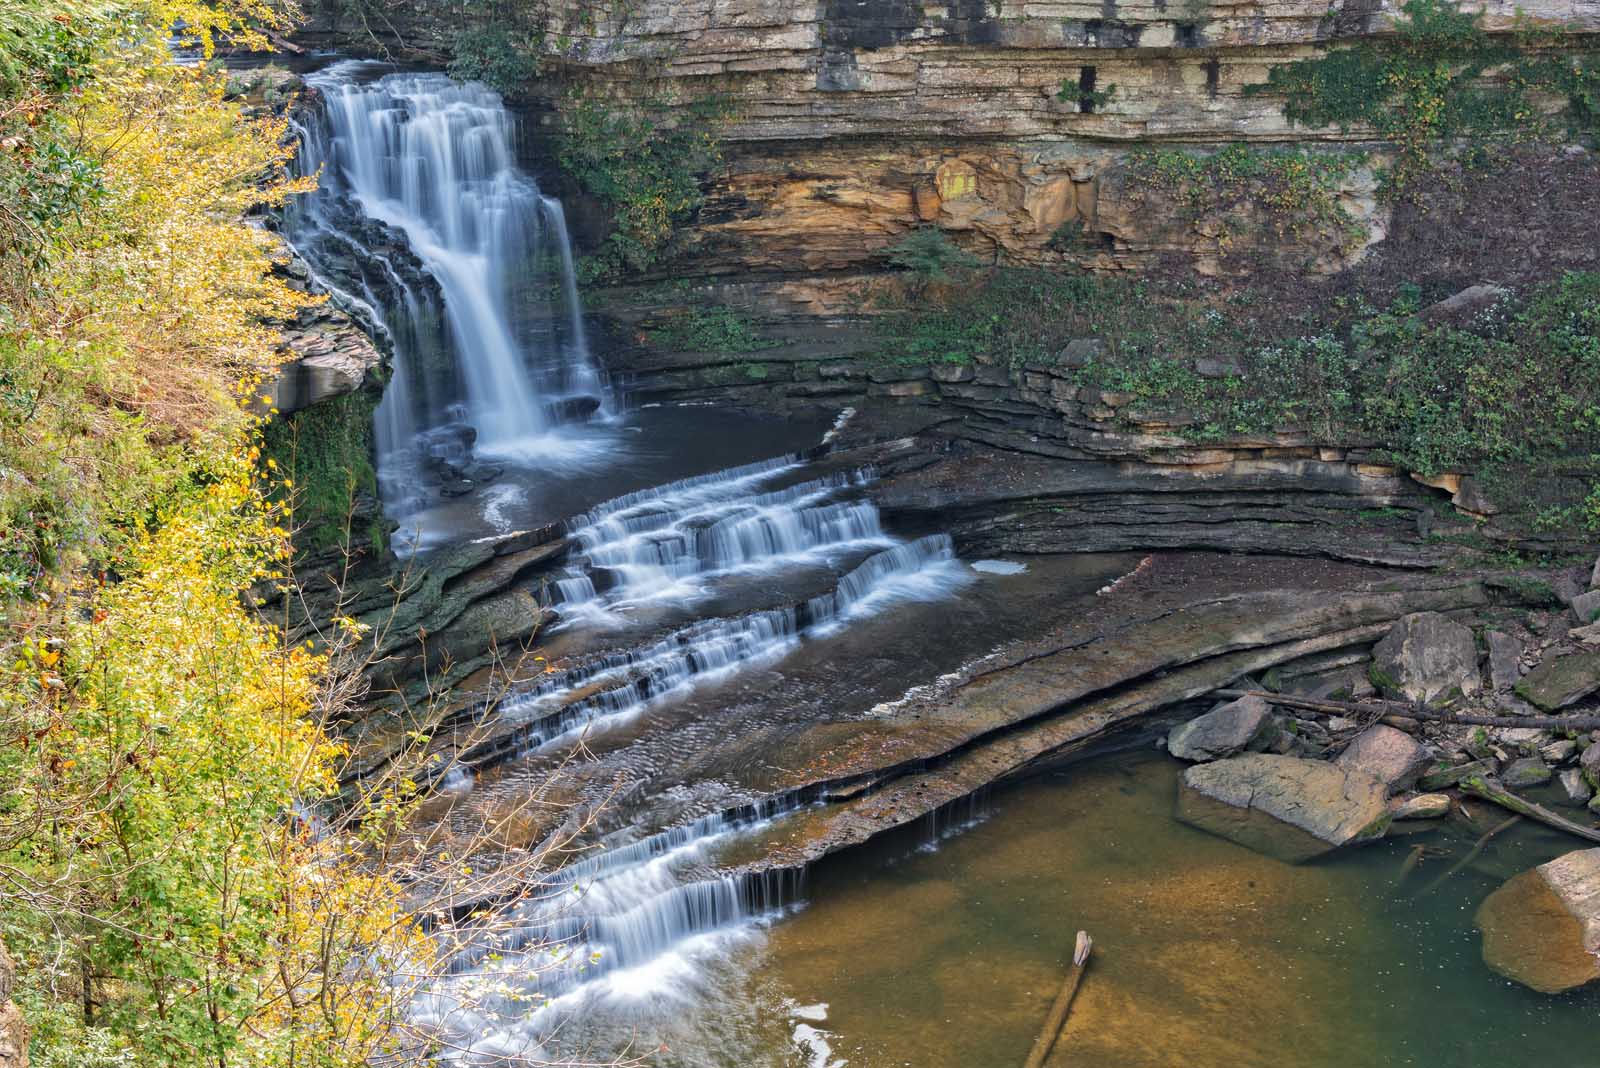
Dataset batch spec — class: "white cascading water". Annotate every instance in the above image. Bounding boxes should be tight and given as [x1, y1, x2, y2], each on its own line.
[416, 458, 971, 1063]
[287, 61, 610, 504]
[417, 801, 808, 1064]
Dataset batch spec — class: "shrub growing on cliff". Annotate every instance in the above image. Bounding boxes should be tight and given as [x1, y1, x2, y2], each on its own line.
[885, 226, 980, 282]
[557, 91, 729, 275]
[448, 23, 541, 94]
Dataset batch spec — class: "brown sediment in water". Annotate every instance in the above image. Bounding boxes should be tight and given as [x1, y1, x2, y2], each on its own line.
[756, 754, 1386, 1068]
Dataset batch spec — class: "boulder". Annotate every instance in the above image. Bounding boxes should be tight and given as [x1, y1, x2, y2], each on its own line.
[1516, 653, 1600, 711]
[1391, 793, 1451, 819]
[1484, 630, 1522, 691]
[1582, 742, 1600, 788]
[1194, 357, 1243, 379]
[1502, 756, 1553, 788]
[1558, 768, 1594, 807]
[1166, 694, 1277, 762]
[1476, 847, 1600, 994]
[1055, 338, 1105, 368]
[1541, 738, 1579, 765]
[1573, 589, 1600, 625]
[1334, 724, 1431, 794]
[1370, 612, 1481, 705]
[1591, 554, 1600, 589]
[1176, 754, 1391, 863]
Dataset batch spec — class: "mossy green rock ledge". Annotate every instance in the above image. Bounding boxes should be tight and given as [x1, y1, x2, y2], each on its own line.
[1477, 847, 1600, 994]
[1515, 653, 1600, 711]
[1177, 753, 1392, 863]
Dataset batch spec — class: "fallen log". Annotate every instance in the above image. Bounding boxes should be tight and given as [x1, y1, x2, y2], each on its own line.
[1212, 689, 1600, 731]
[1460, 776, 1600, 845]
[1415, 815, 1521, 896]
[1023, 930, 1093, 1068]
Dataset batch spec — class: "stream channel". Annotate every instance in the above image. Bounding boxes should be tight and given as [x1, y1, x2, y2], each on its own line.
[281, 59, 1600, 1067]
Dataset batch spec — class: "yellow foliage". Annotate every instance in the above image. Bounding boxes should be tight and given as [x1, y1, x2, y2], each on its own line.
[0, 6, 441, 1066]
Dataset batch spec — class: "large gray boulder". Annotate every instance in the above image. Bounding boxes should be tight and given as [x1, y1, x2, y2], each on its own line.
[1477, 847, 1600, 994]
[1167, 694, 1277, 762]
[1369, 612, 1481, 705]
[1335, 724, 1431, 794]
[1177, 754, 1392, 863]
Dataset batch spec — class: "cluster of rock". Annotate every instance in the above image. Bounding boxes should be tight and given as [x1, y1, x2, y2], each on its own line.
[1164, 589, 1600, 993]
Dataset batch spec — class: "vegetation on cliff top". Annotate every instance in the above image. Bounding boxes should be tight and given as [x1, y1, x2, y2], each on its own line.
[875, 265, 1600, 531]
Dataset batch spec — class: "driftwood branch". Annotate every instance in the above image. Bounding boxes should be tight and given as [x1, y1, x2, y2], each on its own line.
[1212, 689, 1600, 731]
[1459, 776, 1600, 844]
[1415, 815, 1521, 896]
[1023, 930, 1093, 1068]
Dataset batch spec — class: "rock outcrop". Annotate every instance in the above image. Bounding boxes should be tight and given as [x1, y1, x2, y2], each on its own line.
[1477, 847, 1600, 994]
[296, 0, 1598, 281]
[1177, 753, 1391, 863]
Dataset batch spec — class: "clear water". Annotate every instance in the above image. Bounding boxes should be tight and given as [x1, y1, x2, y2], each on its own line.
[557, 751, 1600, 1067]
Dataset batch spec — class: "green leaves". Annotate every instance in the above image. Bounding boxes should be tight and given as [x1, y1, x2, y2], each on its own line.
[557, 92, 729, 275]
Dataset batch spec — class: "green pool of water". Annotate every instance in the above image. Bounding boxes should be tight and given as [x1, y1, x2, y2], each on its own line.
[668, 750, 1599, 1067]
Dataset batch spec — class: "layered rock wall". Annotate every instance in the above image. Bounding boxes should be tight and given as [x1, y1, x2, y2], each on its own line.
[301, 0, 1600, 276]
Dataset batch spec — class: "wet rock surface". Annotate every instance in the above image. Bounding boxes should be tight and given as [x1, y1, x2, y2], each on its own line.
[1477, 847, 1600, 994]
[1177, 754, 1392, 863]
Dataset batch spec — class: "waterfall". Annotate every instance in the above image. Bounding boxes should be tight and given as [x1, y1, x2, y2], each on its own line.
[414, 803, 808, 1064]
[286, 60, 610, 513]
[545, 454, 906, 621]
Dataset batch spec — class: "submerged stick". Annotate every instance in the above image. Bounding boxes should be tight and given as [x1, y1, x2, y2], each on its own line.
[1211, 689, 1600, 731]
[1415, 814, 1521, 897]
[1023, 930, 1093, 1068]
[1460, 776, 1600, 844]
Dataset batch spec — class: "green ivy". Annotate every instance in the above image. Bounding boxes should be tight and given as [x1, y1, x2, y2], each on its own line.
[1126, 144, 1368, 249]
[556, 91, 729, 275]
[648, 305, 779, 353]
[448, 24, 542, 94]
[1248, 0, 1600, 189]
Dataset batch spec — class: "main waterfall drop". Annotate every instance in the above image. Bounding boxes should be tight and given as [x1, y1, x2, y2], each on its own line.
[287, 61, 611, 512]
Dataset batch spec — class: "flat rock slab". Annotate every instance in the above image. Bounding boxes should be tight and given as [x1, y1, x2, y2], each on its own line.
[1177, 754, 1391, 863]
[1477, 847, 1600, 994]
[1517, 653, 1600, 711]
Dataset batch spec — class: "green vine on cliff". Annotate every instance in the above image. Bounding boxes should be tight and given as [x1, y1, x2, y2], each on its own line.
[1126, 144, 1368, 248]
[1248, 0, 1600, 190]
[556, 90, 730, 275]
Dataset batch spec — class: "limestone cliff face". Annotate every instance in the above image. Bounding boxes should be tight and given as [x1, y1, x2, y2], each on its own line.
[302, 0, 1598, 278]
